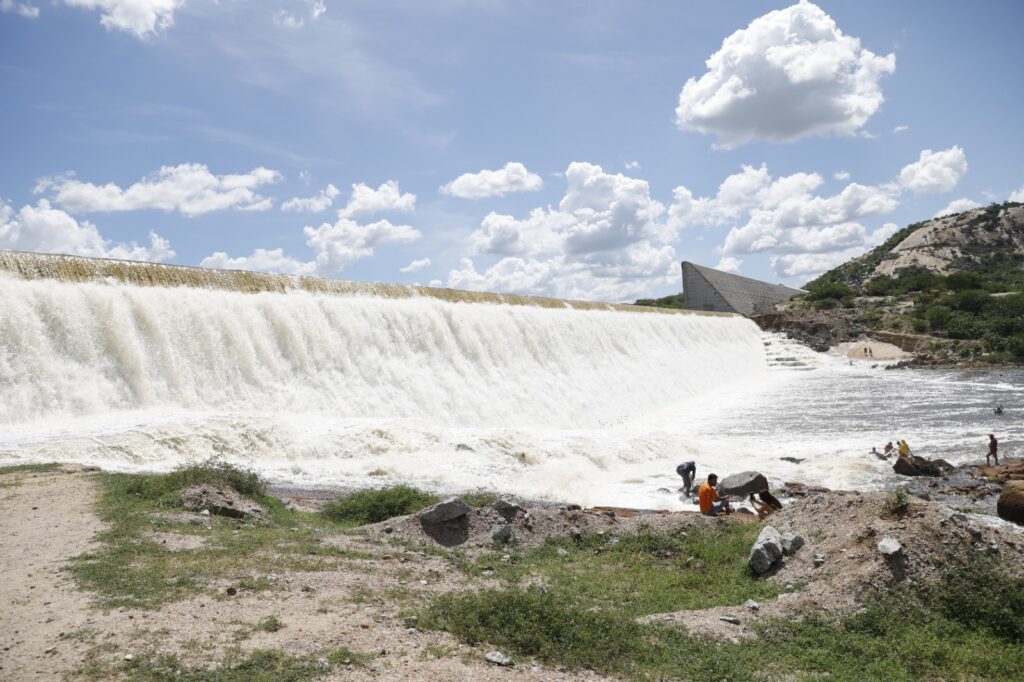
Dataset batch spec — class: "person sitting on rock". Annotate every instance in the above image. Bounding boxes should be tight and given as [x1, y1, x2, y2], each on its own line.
[749, 493, 774, 520]
[676, 461, 696, 497]
[988, 434, 999, 466]
[698, 474, 730, 516]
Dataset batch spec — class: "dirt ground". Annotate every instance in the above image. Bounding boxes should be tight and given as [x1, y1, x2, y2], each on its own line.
[0, 467, 615, 681]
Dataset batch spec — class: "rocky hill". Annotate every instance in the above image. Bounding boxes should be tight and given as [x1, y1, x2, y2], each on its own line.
[809, 202, 1024, 291]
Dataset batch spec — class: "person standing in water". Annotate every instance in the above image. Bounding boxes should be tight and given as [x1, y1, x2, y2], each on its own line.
[676, 461, 696, 497]
[988, 434, 999, 466]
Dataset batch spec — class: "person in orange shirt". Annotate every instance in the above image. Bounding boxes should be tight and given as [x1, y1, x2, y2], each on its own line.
[698, 474, 730, 516]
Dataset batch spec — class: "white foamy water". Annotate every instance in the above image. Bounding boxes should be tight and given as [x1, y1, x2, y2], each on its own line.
[2, 268, 1020, 510]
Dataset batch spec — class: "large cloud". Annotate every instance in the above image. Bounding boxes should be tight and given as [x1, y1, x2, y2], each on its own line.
[201, 217, 420, 277]
[337, 180, 416, 218]
[63, 0, 184, 38]
[440, 162, 543, 199]
[676, 1, 895, 147]
[898, 146, 968, 194]
[38, 164, 281, 216]
[934, 198, 980, 218]
[453, 162, 677, 301]
[0, 199, 173, 262]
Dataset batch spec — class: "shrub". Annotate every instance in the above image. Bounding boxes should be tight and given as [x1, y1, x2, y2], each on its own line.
[813, 297, 840, 310]
[882, 488, 909, 517]
[806, 281, 854, 301]
[945, 271, 983, 291]
[950, 289, 991, 313]
[115, 457, 266, 502]
[321, 485, 439, 524]
[924, 305, 951, 330]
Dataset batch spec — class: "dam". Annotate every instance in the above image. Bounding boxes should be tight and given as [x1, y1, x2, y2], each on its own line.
[0, 251, 770, 508]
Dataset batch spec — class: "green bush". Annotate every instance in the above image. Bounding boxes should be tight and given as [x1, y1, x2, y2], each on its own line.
[930, 557, 1024, 642]
[813, 297, 840, 310]
[114, 457, 266, 502]
[321, 485, 439, 524]
[806, 281, 854, 301]
[945, 271, 983, 291]
[950, 289, 991, 313]
[923, 305, 951, 330]
[882, 488, 909, 517]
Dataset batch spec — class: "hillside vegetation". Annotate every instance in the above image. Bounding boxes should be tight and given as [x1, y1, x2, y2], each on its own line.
[797, 202, 1024, 363]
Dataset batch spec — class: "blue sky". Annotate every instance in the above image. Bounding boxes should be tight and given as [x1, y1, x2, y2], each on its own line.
[2, 0, 1024, 301]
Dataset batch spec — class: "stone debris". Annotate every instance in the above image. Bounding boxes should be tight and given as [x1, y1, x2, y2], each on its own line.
[813, 553, 826, 567]
[490, 524, 514, 544]
[997, 480, 1024, 525]
[744, 599, 760, 611]
[748, 525, 784, 575]
[877, 537, 902, 557]
[485, 651, 514, 666]
[719, 616, 741, 625]
[180, 484, 265, 521]
[718, 471, 770, 497]
[417, 497, 471, 525]
[781, 532, 804, 556]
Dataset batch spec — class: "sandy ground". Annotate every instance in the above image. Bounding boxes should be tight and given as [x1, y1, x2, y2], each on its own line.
[0, 465, 106, 681]
[0, 466, 614, 681]
[836, 340, 912, 361]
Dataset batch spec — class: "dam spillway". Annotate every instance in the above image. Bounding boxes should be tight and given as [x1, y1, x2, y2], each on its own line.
[0, 251, 771, 507]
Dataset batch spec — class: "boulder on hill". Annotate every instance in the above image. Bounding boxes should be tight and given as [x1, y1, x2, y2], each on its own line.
[417, 497, 471, 525]
[893, 455, 953, 477]
[996, 481, 1024, 525]
[718, 471, 769, 497]
[180, 484, 265, 521]
[748, 525, 784, 575]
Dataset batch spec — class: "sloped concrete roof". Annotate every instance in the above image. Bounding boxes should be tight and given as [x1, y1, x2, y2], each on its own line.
[682, 261, 805, 315]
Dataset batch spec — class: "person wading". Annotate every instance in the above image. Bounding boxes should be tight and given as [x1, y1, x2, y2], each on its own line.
[676, 461, 696, 497]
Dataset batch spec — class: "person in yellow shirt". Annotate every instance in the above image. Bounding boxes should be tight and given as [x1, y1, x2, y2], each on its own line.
[898, 440, 911, 458]
[698, 474, 730, 516]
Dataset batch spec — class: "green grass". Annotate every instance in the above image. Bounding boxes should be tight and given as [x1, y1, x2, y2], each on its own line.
[0, 462, 62, 475]
[465, 523, 781, 616]
[68, 462, 376, 609]
[101, 646, 370, 681]
[321, 485, 440, 524]
[424, 554, 1024, 680]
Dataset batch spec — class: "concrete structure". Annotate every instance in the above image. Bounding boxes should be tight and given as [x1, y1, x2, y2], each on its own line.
[681, 261, 805, 315]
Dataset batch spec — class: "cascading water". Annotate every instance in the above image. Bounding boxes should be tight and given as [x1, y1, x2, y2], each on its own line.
[0, 251, 769, 508]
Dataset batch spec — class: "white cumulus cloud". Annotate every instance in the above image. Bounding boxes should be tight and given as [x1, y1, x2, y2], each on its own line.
[281, 184, 340, 213]
[200, 248, 316, 276]
[675, 1, 895, 147]
[63, 0, 184, 39]
[0, 199, 173, 262]
[337, 180, 416, 219]
[898, 146, 968, 194]
[715, 257, 743, 273]
[833, 170, 851, 181]
[38, 164, 281, 216]
[440, 162, 543, 199]
[934, 198, 981, 218]
[399, 257, 431, 273]
[1, 0, 40, 18]
[1011, 186, 1024, 202]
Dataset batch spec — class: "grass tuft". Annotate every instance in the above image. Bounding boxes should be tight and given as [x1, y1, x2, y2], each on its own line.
[114, 458, 266, 504]
[321, 485, 439, 524]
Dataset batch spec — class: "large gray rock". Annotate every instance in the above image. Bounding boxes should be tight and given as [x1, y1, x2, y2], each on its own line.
[748, 525, 784, 575]
[892, 455, 953, 477]
[180, 484, 265, 521]
[997, 481, 1024, 525]
[491, 524, 514, 544]
[718, 471, 769, 497]
[417, 497, 471, 525]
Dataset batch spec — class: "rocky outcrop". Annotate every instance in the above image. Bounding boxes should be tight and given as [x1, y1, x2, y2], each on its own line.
[748, 526, 784, 575]
[417, 497, 471, 525]
[893, 455, 954, 477]
[718, 471, 769, 497]
[180, 484, 265, 521]
[996, 481, 1024, 525]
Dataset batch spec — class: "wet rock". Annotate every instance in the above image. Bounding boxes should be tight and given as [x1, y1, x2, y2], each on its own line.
[417, 497, 471, 525]
[718, 471, 769, 497]
[180, 484, 265, 521]
[485, 651, 514, 666]
[997, 481, 1024, 525]
[780, 457, 805, 464]
[782, 481, 832, 497]
[892, 455, 954, 477]
[877, 537, 902, 557]
[748, 525, 783, 575]
[455, 443, 475, 452]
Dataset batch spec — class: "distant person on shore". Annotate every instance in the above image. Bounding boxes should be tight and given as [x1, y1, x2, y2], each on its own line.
[698, 474, 730, 516]
[676, 461, 696, 497]
[988, 434, 999, 466]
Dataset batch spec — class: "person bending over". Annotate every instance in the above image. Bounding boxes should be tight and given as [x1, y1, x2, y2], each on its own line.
[749, 494, 774, 521]
[676, 461, 696, 497]
[698, 474, 730, 516]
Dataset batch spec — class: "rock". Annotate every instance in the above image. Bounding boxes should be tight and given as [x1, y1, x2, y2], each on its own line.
[744, 599, 760, 611]
[491, 524, 514, 544]
[780, 457, 805, 464]
[813, 553, 826, 567]
[485, 651, 514, 666]
[555, 548, 569, 557]
[893, 455, 954, 477]
[877, 537, 902, 557]
[225, 587, 237, 596]
[124, 654, 134, 662]
[782, 481, 831, 496]
[492, 499, 523, 519]
[180, 484, 265, 521]
[455, 443, 474, 452]
[403, 616, 418, 628]
[997, 481, 1024, 525]
[747, 525, 784, 575]
[718, 471, 769, 497]
[781, 532, 804, 556]
[417, 497, 471, 525]
[967, 524, 983, 541]
[719, 616, 741, 625]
